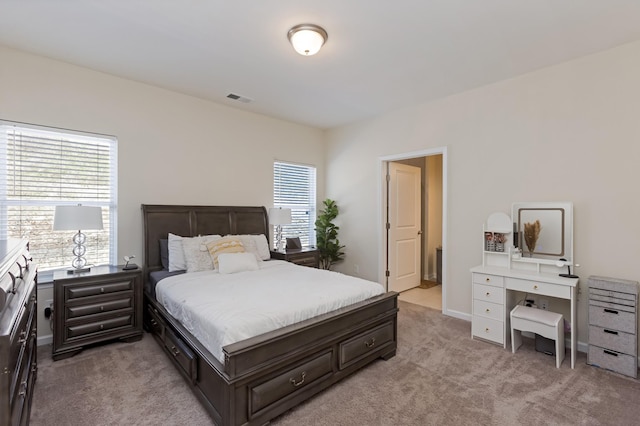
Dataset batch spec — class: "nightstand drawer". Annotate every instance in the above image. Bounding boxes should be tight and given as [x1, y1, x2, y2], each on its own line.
[66, 297, 133, 319]
[66, 280, 133, 300]
[292, 254, 319, 267]
[66, 314, 133, 339]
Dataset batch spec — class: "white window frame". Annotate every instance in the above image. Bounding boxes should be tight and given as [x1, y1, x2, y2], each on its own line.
[0, 120, 118, 276]
[273, 160, 317, 248]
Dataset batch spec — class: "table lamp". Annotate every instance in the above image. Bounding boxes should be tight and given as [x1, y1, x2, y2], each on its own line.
[269, 207, 291, 252]
[53, 205, 104, 273]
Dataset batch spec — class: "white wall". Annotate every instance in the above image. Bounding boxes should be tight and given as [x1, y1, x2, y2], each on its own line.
[326, 40, 640, 345]
[0, 45, 326, 343]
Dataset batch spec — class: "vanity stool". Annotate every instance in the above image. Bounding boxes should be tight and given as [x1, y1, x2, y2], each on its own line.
[511, 305, 565, 368]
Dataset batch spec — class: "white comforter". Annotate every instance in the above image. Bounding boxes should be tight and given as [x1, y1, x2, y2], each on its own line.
[156, 260, 385, 363]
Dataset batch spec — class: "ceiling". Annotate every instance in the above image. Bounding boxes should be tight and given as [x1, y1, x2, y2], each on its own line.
[2, 1, 640, 129]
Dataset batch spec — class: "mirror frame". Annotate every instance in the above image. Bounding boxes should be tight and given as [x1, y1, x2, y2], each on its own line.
[512, 202, 573, 264]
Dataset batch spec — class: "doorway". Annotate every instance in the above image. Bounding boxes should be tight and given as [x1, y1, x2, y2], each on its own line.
[379, 148, 447, 313]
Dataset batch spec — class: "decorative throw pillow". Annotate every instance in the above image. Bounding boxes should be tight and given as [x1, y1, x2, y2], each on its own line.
[206, 236, 245, 269]
[217, 252, 259, 274]
[182, 235, 221, 272]
[236, 235, 261, 261]
[168, 233, 186, 272]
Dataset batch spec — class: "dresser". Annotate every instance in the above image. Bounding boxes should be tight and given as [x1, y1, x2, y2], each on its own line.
[270, 247, 319, 268]
[587, 276, 638, 378]
[0, 239, 37, 426]
[53, 265, 143, 360]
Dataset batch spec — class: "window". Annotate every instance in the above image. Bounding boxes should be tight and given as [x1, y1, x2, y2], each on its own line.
[0, 121, 117, 273]
[273, 161, 317, 247]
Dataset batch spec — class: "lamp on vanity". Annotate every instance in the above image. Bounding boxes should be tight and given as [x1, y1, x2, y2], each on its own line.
[269, 207, 291, 252]
[556, 258, 579, 279]
[53, 205, 103, 273]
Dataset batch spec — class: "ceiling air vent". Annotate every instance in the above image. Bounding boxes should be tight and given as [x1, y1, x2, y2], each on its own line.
[226, 93, 253, 104]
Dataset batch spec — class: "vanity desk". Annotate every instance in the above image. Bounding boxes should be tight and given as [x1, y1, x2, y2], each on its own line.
[471, 265, 578, 368]
[472, 202, 578, 368]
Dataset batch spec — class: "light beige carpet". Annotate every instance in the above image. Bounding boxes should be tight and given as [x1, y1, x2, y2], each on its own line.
[31, 302, 640, 425]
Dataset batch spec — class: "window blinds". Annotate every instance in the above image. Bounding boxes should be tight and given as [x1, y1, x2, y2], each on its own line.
[273, 161, 317, 247]
[0, 121, 117, 271]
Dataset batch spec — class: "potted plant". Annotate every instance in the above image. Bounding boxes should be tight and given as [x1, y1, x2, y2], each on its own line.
[314, 199, 345, 270]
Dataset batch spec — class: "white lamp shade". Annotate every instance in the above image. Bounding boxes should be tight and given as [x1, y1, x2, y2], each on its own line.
[269, 208, 292, 226]
[288, 24, 327, 56]
[53, 205, 104, 231]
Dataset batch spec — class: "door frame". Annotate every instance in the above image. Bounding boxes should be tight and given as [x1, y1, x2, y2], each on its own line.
[378, 147, 448, 314]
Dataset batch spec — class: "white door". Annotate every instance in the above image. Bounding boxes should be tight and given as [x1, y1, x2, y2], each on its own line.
[388, 162, 421, 293]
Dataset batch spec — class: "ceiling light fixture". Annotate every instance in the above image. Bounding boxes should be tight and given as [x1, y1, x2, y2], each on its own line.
[287, 24, 327, 56]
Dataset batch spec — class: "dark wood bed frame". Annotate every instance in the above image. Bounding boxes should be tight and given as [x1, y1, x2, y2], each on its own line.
[142, 205, 398, 425]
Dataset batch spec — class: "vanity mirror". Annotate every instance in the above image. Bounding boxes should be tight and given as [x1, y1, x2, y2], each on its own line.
[512, 202, 573, 265]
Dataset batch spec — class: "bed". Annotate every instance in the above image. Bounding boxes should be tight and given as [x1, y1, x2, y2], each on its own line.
[142, 205, 398, 425]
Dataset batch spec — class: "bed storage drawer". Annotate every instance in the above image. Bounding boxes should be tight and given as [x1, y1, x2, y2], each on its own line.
[146, 305, 165, 338]
[250, 351, 333, 415]
[164, 328, 197, 383]
[339, 321, 394, 369]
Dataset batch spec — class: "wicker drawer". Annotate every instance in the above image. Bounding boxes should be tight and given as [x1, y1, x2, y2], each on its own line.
[473, 299, 503, 321]
[473, 273, 504, 288]
[473, 283, 504, 305]
[339, 321, 394, 369]
[588, 304, 636, 334]
[589, 325, 636, 356]
[250, 351, 333, 415]
[588, 345, 637, 379]
[164, 328, 197, 383]
[472, 315, 503, 344]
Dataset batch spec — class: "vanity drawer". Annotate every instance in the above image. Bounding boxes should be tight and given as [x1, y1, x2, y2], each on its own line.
[589, 304, 636, 334]
[339, 321, 394, 369]
[250, 350, 333, 415]
[473, 283, 504, 304]
[473, 273, 504, 288]
[473, 299, 503, 321]
[472, 316, 503, 344]
[588, 346, 637, 379]
[589, 325, 636, 356]
[506, 278, 570, 299]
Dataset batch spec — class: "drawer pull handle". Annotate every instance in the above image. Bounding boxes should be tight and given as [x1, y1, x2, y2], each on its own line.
[100, 306, 105, 312]
[18, 330, 27, 344]
[485, 278, 490, 282]
[603, 349, 618, 357]
[485, 292, 490, 297]
[533, 285, 538, 290]
[18, 380, 27, 397]
[604, 329, 619, 335]
[604, 308, 619, 315]
[100, 287, 105, 293]
[364, 337, 376, 348]
[170, 345, 180, 357]
[150, 319, 158, 326]
[100, 324, 104, 330]
[485, 308, 490, 313]
[289, 371, 306, 387]
[485, 327, 490, 333]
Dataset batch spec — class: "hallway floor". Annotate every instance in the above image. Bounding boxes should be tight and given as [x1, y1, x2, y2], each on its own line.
[398, 280, 442, 311]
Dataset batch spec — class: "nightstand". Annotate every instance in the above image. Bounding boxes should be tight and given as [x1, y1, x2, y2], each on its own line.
[270, 247, 320, 268]
[52, 265, 143, 360]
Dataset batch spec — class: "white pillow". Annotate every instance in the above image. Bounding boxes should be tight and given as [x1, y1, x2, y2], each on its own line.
[252, 234, 271, 260]
[182, 235, 221, 272]
[217, 252, 259, 274]
[168, 233, 186, 272]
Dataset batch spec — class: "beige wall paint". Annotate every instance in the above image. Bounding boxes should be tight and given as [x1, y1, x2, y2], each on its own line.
[326, 40, 640, 346]
[0, 45, 326, 343]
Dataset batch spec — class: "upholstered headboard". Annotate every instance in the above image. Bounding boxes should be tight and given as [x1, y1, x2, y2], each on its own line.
[141, 205, 269, 274]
